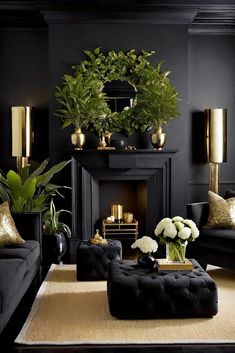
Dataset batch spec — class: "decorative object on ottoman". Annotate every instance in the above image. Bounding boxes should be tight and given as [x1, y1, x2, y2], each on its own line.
[90, 229, 107, 244]
[107, 259, 218, 319]
[76, 239, 122, 281]
[155, 216, 199, 263]
[131, 236, 158, 269]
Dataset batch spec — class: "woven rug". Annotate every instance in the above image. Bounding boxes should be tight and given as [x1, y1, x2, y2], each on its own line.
[15, 264, 235, 345]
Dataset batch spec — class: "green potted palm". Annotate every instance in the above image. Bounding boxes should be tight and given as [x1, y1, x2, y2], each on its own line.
[0, 159, 70, 212]
[0, 159, 70, 250]
[54, 72, 110, 149]
[42, 199, 71, 264]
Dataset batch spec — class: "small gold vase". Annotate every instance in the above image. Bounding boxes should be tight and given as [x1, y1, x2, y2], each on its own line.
[71, 128, 86, 150]
[151, 127, 166, 150]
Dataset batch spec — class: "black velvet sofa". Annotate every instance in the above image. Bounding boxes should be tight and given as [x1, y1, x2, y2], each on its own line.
[187, 191, 235, 271]
[0, 212, 41, 335]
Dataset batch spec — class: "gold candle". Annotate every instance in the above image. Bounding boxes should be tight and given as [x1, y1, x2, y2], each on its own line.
[111, 204, 123, 221]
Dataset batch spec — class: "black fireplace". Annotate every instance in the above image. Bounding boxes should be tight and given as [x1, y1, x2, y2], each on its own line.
[71, 149, 177, 256]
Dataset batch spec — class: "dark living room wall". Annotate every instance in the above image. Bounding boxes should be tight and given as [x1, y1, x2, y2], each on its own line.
[0, 29, 49, 170]
[188, 34, 235, 202]
[0, 1, 235, 224]
[48, 22, 189, 217]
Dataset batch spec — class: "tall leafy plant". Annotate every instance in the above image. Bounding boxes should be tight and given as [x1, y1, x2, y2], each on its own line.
[54, 72, 110, 129]
[0, 159, 70, 212]
[43, 199, 71, 237]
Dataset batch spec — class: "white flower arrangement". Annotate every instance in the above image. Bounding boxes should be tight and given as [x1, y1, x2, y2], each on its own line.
[131, 236, 158, 254]
[154, 216, 199, 245]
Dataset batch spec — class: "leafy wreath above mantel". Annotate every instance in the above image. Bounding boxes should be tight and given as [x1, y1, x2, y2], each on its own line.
[55, 48, 180, 136]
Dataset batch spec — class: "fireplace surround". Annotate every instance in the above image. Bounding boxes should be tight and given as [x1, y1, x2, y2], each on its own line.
[71, 149, 177, 256]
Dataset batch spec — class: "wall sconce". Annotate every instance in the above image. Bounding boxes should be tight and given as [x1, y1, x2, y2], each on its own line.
[205, 108, 227, 194]
[11, 106, 32, 172]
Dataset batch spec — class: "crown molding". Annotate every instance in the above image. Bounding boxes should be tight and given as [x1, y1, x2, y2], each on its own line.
[0, 1, 235, 30]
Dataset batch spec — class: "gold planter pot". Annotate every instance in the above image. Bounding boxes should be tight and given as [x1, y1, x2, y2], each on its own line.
[71, 128, 86, 150]
[151, 127, 166, 150]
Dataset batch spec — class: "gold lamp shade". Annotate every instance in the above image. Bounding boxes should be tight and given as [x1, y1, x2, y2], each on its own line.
[205, 108, 227, 163]
[204, 108, 227, 194]
[11, 106, 32, 171]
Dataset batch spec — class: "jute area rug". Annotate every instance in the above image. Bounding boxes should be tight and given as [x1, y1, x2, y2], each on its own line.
[15, 264, 235, 346]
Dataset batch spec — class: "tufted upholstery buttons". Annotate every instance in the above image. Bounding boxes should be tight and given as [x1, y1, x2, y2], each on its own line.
[76, 240, 122, 281]
[107, 259, 218, 319]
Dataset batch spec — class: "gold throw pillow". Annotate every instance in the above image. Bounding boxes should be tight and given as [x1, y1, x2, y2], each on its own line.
[0, 202, 25, 245]
[204, 191, 235, 229]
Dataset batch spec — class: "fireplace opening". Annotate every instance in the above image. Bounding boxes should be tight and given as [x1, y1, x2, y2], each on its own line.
[97, 180, 147, 235]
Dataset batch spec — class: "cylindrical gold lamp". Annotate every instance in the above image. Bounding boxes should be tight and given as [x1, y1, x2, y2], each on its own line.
[11, 106, 32, 172]
[111, 204, 123, 223]
[205, 108, 227, 194]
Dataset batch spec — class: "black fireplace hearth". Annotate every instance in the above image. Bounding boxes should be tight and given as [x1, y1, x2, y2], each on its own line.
[71, 149, 178, 256]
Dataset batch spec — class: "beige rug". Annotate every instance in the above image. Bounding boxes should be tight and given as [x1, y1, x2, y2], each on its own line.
[15, 264, 235, 345]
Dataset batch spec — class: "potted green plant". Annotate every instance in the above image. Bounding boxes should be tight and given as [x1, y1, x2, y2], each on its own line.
[55, 48, 180, 149]
[42, 199, 71, 264]
[54, 72, 110, 149]
[133, 64, 180, 149]
[0, 159, 70, 212]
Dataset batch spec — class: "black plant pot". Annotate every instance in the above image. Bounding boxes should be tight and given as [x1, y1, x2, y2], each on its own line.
[43, 233, 67, 264]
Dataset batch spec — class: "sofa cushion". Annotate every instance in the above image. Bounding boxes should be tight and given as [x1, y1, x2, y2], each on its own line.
[204, 191, 235, 229]
[0, 240, 40, 269]
[0, 202, 25, 246]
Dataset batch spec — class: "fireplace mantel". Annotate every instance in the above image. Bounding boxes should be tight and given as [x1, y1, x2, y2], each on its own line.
[71, 149, 178, 255]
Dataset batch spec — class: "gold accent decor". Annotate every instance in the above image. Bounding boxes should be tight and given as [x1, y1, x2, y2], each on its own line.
[97, 131, 115, 150]
[102, 219, 138, 241]
[0, 202, 25, 246]
[11, 106, 32, 172]
[205, 108, 227, 194]
[158, 258, 193, 271]
[71, 128, 86, 150]
[90, 229, 107, 244]
[111, 204, 123, 222]
[204, 191, 235, 229]
[123, 212, 134, 224]
[150, 127, 166, 150]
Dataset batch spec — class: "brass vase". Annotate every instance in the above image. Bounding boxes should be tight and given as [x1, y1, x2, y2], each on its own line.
[71, 128, 86, 150]
[151, 127, 166, 150]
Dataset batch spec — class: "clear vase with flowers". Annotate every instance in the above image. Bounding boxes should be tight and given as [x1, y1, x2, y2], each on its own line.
[154, 216, 199, 263]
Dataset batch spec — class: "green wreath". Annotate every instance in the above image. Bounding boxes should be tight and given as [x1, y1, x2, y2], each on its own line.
[55, 48, 180, 136]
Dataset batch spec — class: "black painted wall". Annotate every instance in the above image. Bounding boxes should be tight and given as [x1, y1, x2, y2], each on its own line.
[0, 1, 235, 221]
[188, 35, 235, 202]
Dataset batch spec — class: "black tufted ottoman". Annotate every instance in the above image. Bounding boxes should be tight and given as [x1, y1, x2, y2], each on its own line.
[107, 259, 218, 319]
[76, 240, 122, 281]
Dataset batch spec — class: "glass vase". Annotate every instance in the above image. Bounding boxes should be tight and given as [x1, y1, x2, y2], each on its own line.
[166, 242, 186, 263]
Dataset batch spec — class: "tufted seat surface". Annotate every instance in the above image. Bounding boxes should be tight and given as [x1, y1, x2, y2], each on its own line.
[107, 259, 218, 319]
[76, 239, 122, 281]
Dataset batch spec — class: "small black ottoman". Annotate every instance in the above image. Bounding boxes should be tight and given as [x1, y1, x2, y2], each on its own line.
[107, 259, 218, 319]
[76, 239, 122, 281]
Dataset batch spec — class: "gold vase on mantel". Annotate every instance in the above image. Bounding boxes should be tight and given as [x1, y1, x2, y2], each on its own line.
[71, 128, 86, 150]
[151, 127, 166, 151]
